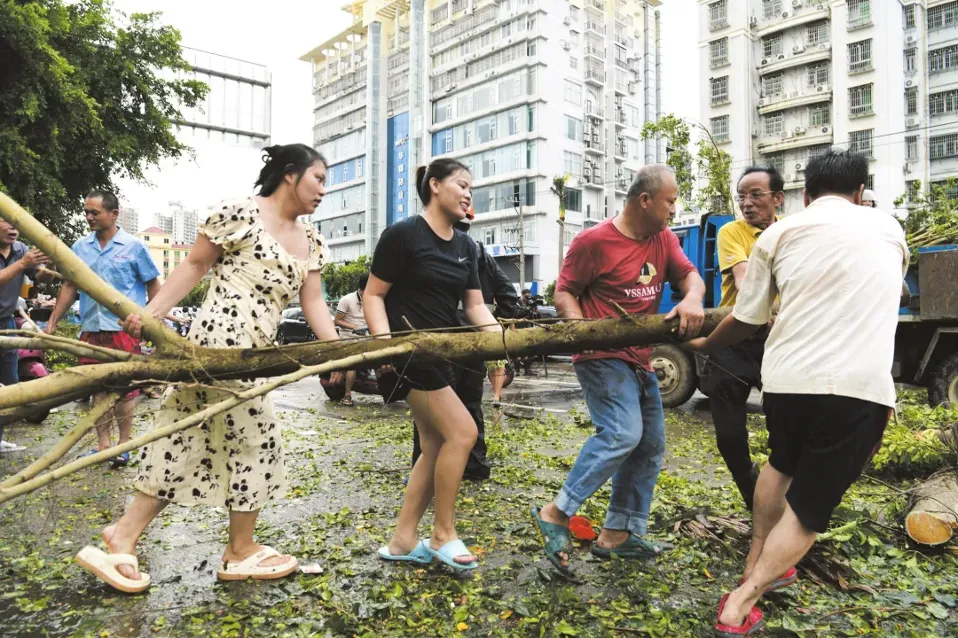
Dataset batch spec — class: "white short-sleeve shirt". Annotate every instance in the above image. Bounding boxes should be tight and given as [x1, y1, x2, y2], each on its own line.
[336, 291, 365, 329]
[733, 196, 908, 407]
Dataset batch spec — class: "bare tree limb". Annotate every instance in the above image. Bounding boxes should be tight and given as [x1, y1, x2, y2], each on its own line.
[0, 334, 129, 362]
[0, 392, 122, 489]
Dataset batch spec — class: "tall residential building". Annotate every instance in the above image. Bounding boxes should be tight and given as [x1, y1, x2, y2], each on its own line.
[170, 202, 199, 245]
[303, 0, 663, 290]
[699, 0, 958, 214]
[118, 205, 139, 234]
[153, 212, 174, 235]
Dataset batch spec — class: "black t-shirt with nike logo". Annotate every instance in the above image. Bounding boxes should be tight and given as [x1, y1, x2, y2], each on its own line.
[371, 215, 480, 333]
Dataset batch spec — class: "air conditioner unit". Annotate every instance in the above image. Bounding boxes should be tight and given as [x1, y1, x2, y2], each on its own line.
[816, 84, 825, 92]
[795, 126, 806, 135]
[795, 161, 805, 171]
[793, 44, 805, 54]
[563, 16, 571, 26]
[782, 131, 794, 139]
[758, 98, 765, 106]
[907, 116, 921, 127]
[781, 11, 789, 19]
[792, 0, 802, 7]
[592, 133, 599, 142]
[628, 82, 637, 94]
[905, 79, 915, 87]
[906, 34, 917, 44]
[561, 40, 571, 50]
[820, 42, 831, 50]
[903, 163, 913, 175]
[778, 54, 786, 61]
[821, 126, 830, 133]
[750, 17, 759, 27]
[761, 57, 770, 65]
[751, 129, 760, 138]
[584, 168, 592, 178]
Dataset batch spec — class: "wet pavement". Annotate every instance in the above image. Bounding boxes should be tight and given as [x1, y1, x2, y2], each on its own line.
[1, 359, 943, 637]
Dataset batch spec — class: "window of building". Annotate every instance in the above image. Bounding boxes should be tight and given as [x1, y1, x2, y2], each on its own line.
[928, 1, 958, 31]
[762, 34, 784, 58]
[762, 73, 784, 96]
[906, 87, 919, 116]
[431, 4, 448, 24]
[849, 84, 873, 117]
[809, 104, 830, 127]
[565, 115, 582, 141]
[527, 41, 537, 56]
[563, 151, 583, 176]
[564, 80, 582, 105]
[763, 0, 782, 19]
[904, 48, 917, 73]
[570, 56, 578, 69]
[807, 62, 829, 86]
[906, 135, 919, 161]
[848, 40, 872, 73]
[806, 21, 829, 45]
[710, 76, 729, 104]
[930, 133, 958, 160]
[848, 0, 872, 28]
[709, 38, 729, 67]
[709, 0, 728, 29]
[849, 129, 874, 158]
[764, 152, 785, 175]
[930, 89, 958, 116]
[929, 45, 958, 74]
[483, 227, 497, 245]
[807, 144, 831, 160]
[564, 189, 582, 213]
[904, 4, 917, 29]
[764, 111, 785, 136]
[865, 175, 875, 191]
[710, 115, 729, 142]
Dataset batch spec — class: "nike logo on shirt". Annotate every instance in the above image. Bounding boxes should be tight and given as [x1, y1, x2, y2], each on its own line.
[458, 257, 467, 262]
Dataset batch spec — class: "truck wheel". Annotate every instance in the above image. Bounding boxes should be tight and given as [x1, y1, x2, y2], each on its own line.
[650, 344, 696, 408]
[928, 353, 958, 407]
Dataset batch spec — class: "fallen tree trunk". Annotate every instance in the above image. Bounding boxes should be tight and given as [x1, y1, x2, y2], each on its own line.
[0, 310, 730, 412]
[906, 472, 958, 546]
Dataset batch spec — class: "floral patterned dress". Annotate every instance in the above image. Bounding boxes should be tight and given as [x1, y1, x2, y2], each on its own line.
[134, 198, 328, 511]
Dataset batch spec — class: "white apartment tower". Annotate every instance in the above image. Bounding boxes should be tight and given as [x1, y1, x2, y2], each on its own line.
[699, 0, 958, 214]
[303, 0, 663, 291]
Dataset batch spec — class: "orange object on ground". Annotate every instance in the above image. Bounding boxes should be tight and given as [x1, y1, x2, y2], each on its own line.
[569, 516, 597, 541]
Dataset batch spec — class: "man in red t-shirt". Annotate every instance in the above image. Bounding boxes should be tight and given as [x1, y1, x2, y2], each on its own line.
[531, 165, 705, 574]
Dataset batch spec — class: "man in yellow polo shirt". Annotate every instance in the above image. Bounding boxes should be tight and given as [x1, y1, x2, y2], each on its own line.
[702, 167, 784, 510]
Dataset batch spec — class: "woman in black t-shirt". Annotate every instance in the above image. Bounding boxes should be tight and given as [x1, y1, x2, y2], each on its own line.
[365, 158, 501, 571]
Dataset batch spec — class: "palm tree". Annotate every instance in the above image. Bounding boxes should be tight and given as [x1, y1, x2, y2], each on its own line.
[551, 174, 571, 275]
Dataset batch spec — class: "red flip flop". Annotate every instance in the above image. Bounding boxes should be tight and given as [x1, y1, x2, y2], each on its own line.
[738, 566, 798, 593]
[714, 594, 764, 637]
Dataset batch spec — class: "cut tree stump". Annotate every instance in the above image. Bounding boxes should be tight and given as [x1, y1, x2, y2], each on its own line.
[906, 472, 958, 546]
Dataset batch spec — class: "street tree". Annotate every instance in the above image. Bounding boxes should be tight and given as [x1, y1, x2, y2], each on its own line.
[0, 0, 207, 243]
[551, 174, 570, 274]
[641, 114, 735, 216]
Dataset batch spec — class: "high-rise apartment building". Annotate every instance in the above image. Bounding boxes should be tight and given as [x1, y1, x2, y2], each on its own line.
[699, 0, 958, 214]
[118, 205, 139, 234]
[303, 0, 662, 289]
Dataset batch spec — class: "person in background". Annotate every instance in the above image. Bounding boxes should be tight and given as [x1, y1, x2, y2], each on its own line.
[700, 167, 783, 512]
[0, 219, 52, 453]
[334, 273, 368, 407]
[410, 209, 519, 481]
[532, 165, 706, 574]
[366, 158, 501, 571]
[688, 150, 906, 635]
[46, 190, 160, 466]
[861, 189, 877, 208]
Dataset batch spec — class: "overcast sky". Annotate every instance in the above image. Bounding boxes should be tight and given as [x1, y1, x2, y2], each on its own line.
[112, 0, 698, 221]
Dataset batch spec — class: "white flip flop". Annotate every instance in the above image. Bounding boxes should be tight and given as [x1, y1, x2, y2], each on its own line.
[74, 545, 151, 593]
[216, 546, 298, 581]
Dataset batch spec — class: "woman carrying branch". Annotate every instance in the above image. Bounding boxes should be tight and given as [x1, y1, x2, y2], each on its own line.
[366, 158, 502, 571]
[74, 143, 342, 593]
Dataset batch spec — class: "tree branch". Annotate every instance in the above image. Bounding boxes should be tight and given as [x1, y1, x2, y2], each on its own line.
[0, 392, 122, 489]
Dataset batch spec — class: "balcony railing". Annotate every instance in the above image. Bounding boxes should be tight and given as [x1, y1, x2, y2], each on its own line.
[709, 17, 729, 31]
[585, 44, 604, 58]
[586, 104, 605, 119]
[710, 55, 729, 68]
[585, 67, 606, 84]
[585, 19, 606, 35]
[849, 59, 873, 74]
[586, 0, 605, 10]
[847, 15, 872, 31]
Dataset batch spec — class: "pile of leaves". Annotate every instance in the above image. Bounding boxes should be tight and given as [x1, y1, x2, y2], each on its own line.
[895, 178, 958, 262]
[872, 391, 958, 476]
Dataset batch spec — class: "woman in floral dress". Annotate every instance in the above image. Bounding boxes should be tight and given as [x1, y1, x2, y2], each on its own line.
[74, 144, 341, 593]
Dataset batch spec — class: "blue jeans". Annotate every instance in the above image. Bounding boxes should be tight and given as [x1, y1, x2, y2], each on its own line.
[556, 358, 666, 536]
[0, 317, 18, 386]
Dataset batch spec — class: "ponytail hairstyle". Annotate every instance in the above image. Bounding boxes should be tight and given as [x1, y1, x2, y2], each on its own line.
[254, 143, 327, 196]
[415, 157, 470, 207]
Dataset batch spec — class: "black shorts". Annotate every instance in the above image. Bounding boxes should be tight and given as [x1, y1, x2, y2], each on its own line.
[763, 393, 889, 533]
[377, 362, 456, 403]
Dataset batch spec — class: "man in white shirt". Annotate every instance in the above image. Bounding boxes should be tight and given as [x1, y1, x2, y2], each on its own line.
[334, 274, 368, 406]
[688, 150, 908, 635]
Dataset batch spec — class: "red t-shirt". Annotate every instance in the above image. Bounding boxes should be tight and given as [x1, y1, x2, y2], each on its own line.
[557, 219, 697, 370]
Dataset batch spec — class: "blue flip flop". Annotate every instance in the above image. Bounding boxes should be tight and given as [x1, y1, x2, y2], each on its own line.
[424, 539, 478, 571]
[530, 506, 574, 575]
[378, 540, 432, 564]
